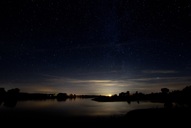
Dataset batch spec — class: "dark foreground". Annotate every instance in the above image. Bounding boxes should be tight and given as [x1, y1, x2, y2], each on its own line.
[0, 107, 190, 128]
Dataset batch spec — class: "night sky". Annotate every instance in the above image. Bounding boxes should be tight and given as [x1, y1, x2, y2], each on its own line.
[0, 0, 191, 95]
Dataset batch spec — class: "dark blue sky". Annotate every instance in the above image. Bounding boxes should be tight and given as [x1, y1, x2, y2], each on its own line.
[0, 0, 191, 95]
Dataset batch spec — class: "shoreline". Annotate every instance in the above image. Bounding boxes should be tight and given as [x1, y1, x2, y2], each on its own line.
[0, 107, 190, 127]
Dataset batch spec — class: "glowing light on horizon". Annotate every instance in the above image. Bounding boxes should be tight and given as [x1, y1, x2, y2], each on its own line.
[108, 94, 112, 97]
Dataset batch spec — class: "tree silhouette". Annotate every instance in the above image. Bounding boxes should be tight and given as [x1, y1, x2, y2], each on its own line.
[56, 93, 67, 101]
[161, 88, 169, 94]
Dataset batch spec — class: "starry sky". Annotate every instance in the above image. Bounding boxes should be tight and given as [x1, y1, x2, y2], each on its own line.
[0, 0, 191, 95]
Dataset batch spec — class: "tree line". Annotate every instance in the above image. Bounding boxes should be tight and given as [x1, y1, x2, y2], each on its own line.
[1, 85, 191, 108]
[92, 85, 191, 108]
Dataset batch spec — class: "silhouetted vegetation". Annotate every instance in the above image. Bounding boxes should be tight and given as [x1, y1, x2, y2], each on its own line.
[0, 86, 191, 127]
[92, 85, 191, 108]
[3, 88, 19, 108]
[56, 93, 67, 101]
[0, 88, 78, 107]
[1, 85, 191, 108]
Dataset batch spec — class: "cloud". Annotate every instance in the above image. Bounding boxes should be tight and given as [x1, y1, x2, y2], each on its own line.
[142, 70, 177, 74]
[2, 72, 191, 95]
[46, 74, 191, 87]
[129, 76, 189, 82]
[48, 76, 126, 87]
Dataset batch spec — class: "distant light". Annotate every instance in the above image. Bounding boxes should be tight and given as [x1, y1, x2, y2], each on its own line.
[108, 94, 112, 97]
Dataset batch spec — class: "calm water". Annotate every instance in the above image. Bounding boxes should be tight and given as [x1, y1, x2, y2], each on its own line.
[0, 98, 164, 117]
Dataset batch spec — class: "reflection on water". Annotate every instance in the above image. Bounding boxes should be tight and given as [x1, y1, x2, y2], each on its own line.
[0, 98, 164, 117]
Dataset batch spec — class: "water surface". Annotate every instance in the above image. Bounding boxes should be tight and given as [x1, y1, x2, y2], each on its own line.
[0, 98, 164, 117]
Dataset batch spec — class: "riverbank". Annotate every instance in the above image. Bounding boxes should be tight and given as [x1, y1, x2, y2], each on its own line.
[0, 107, 190, 127]
[125, 107, 190, 125]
